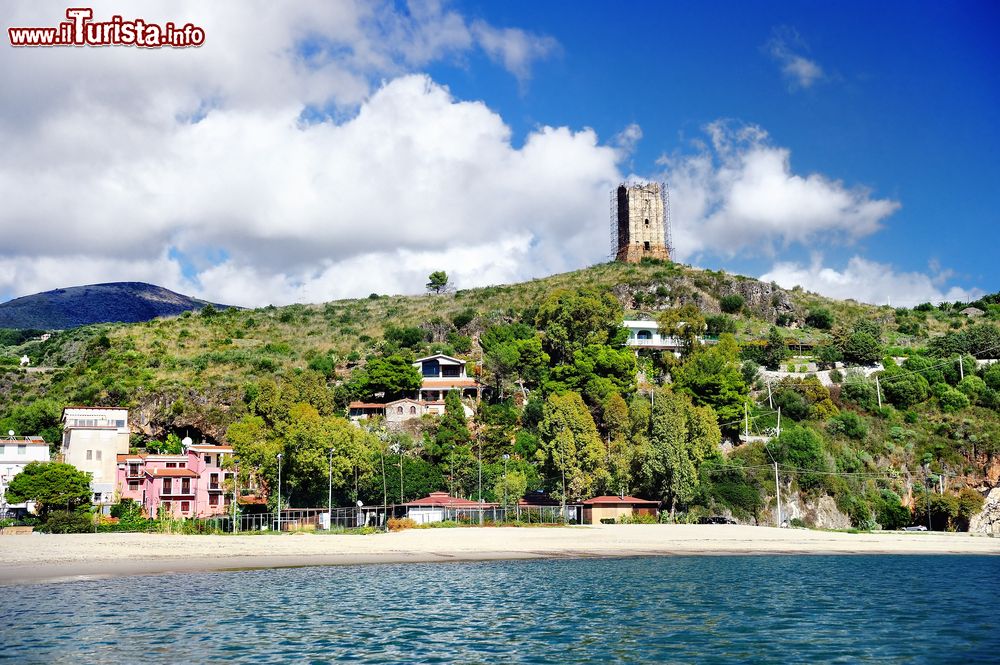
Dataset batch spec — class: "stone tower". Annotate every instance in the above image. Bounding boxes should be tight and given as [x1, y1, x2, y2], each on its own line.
[614, 182, 670, 263]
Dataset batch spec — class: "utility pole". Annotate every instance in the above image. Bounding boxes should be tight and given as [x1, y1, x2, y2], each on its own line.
[875, 374, 883, 409]
[744, 402, 749, 440]
[766, 380, 773, 409]
[478, 437, 483, 525]
[958, 356, 964, 381]
[328, 448, 334, 530]
[776, 407, 781, 438]
[276, 452, 283, 532]
[774, 461, 782, 528]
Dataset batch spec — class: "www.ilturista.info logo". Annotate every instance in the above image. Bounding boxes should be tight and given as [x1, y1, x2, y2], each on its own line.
[8, 8, 205, 48]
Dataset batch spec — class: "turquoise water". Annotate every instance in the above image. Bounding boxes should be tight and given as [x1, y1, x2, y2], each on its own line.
[1, 555, 997, 663]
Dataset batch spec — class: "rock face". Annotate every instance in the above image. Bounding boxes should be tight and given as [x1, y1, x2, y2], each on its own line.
[779, 494, 853, 530]
[969, 486, 1000, 535]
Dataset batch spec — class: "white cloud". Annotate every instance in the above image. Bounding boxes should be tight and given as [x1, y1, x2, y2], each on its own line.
[765, 27, 824, 90]
[659, 121, 900, 261]
[0, 72, 618, 306]
[471, 21, 559, 85]
[761, 255, 983, 306]
[0, 2, 613, 307]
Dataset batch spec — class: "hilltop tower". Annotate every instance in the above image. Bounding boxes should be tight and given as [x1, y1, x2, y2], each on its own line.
[612, 182, 671, 263]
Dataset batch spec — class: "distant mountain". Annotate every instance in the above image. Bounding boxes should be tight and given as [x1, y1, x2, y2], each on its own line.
[0, 282, 229, 329]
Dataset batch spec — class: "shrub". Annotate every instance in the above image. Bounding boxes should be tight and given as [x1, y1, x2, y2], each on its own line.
[827, 412, 868, 440]
[706, 315, 738, 335]
[719, 294, 745, 314]
[933, 383, 970, 412]
[451, 308, 476, 330]
[829, 369, 843, 384]
[881, 370, 930, 408]
[42, 510, 93, 534]
[618, 513, 658, 524]
[957, 376, 988, 404]
[387, 517, 418, 532]
[805, 308, 834, 330]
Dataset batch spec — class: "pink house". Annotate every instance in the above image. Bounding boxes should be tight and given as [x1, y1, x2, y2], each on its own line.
[116, 444, 235, 518]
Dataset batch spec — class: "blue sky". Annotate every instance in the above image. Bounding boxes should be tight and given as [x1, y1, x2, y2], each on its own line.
[0, 0, 996, 306]
[432, 0, 999, 303]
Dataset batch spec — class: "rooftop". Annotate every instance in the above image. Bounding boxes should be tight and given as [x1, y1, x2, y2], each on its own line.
[582, 495, 659, 506]
[403, 491, 495, 508]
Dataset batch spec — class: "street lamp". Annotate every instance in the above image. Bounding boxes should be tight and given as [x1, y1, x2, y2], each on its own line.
[502, 453, 510, 521]
[477, 437, 483, 525]
[276, 452, 283, 532]
[328, 447, 335, 530]
[390, 442, 403, 505]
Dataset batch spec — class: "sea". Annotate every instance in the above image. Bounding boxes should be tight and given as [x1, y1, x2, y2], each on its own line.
[1, 555, 997, 663]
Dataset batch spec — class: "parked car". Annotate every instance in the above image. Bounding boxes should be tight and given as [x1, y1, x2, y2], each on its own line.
[903, 525, 928, 531]
[698, 515, 737, 525]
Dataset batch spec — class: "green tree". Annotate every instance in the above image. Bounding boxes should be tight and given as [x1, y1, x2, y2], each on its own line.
[772, 426, 829, 491]
[426, 271, 449, 294]
[544, 344, 636, 402]
[493, 470, 528, 509]
[671, 334, 749, 428]
[761, 326, 788, 370]
[537, 392, 608, 501]
[480, 323, 549, 396]
[0, 399, 62, 451]
[535, 288, 625, 365]
[431, 390, 471, 461]
[805, 307, 834, 329]
[350, 355, 422, 401]
[657, 304, 706, 357]
[639, 390, 721, 518]
[5, 461, 92, 518]
[719, 294, 745, 314]
[880, 368, 930, 408]
[842, 331, 882, 366]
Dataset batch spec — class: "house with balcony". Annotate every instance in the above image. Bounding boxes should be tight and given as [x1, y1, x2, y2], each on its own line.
[61, 407, 130, 507]
[116, 442, 235, 518]
[413, 354, 481, 401]
[623, 320, 715, 356]
[0, 435, 50, 517]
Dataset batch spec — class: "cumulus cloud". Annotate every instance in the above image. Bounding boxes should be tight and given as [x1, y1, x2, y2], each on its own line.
[761, 255, 983, 306]
[765, 27, 824, 90]
[0, 1, 620, 307]
[659, 121, 900, 261]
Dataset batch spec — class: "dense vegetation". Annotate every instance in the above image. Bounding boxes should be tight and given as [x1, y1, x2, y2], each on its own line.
[2, 261, 998, 530]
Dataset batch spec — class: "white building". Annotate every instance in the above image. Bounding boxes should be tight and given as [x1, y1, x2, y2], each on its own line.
[412, 354, 481, 401]
[623, 320, 686, 353]
[61, 407, 130, 506]
[0, 435, 50, 517]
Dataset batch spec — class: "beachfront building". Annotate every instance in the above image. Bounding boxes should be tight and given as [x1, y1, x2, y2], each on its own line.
[401, 491, 494, 524]
[581, 495, 659, 524]
[61, 407, 130, 507]
[116, 442, 235, 518]
[413, 354, 481, 401]
[0, 435, 50, 517]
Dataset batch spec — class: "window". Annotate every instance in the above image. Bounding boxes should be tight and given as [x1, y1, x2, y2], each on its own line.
[204, 455, 212, 465]
[95, 450, 102, 461]
[644, 218, 649, 226]
[397, 406, 403, 414]
[166, 462, 177, 468]
[643, 241, 650, 251]
[86, 450, 93, 460]
[637, 330, 652, 340]
[17, 445, 26, 455]
[409, 406, 416, 414]
[181, 478, 191, 494]
[163, 479, 173, 494]
[93, 493, 102, 502]
[209, 494, 219, 506]
[162, 501, 172, 513]
[180, 501, 190, 513]
[128, 481, 140, 491]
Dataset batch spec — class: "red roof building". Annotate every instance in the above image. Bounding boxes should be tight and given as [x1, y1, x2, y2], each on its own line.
[581, 495, 660, 525]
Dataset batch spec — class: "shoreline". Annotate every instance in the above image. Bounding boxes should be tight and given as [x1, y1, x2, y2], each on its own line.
[2, 524, 996, 586]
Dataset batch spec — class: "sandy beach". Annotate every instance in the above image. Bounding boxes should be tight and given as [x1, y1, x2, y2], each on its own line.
[1, 525, 996, 585]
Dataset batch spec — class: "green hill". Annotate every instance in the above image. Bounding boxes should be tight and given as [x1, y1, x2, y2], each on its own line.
[1, 260, 998, 531]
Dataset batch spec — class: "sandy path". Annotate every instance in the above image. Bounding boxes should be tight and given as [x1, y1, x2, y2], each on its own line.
[1, 525, 996, 585]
